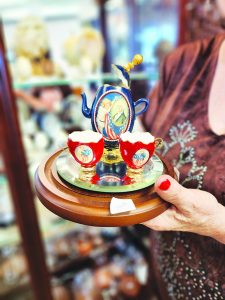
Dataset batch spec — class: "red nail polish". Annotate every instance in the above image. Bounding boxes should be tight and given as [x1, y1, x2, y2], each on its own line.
[159, 179, 171, 191]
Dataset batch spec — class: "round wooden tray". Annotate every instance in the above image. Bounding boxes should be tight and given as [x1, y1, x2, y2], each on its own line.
[35, 148, 175, 227]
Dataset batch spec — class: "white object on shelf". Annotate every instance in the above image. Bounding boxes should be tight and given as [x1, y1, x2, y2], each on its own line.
[0, 175, 14, 225]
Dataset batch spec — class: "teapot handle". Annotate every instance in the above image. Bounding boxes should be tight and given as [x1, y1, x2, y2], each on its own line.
[134, 98, 149, 116]
[81, 92, 92, 118]
[155, 137, 163, 149]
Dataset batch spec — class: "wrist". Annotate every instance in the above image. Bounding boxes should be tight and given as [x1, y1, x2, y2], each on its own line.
[210, 203, 225, 244]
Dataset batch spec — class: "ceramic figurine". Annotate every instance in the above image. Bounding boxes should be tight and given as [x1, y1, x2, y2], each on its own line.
[119, 131, 163, 176]
[81, 55, 149, 147]
[67, 130, 104, 180]
[13, 16, 62, 80]
[64, 27, 105, 78]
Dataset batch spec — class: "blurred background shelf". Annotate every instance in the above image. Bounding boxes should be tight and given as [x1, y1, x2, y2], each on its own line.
[0, 226, 152, 300]
[1, 0, 99, 24]
[0, 212, 77, 248]
[1, 0, 221, 299]
[13, 71, 158, 89]
[0, 0, 180, 298]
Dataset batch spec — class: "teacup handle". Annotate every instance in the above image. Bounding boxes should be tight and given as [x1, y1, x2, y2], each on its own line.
[134, 98, 149, 116]
[155, 137, 163, 149]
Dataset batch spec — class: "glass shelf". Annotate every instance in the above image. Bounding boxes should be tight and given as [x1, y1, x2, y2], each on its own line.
[0, 200, 76, 249]
[13, 72, 158, 89]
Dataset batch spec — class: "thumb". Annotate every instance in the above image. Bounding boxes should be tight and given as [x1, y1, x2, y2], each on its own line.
[154, 175, 190, 208]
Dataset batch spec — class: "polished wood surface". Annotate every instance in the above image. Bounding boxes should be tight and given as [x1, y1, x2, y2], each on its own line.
[35, 148, 175, 227]
[0, 22, 53, 300]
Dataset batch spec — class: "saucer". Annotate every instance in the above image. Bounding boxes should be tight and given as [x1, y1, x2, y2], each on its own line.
[56, 149, 164, 193]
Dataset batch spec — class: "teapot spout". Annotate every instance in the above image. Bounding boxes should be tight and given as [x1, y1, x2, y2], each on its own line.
[81, 92, 91, 118]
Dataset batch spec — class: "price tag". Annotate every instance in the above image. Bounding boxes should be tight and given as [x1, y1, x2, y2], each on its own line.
[110, 197, 136, 214]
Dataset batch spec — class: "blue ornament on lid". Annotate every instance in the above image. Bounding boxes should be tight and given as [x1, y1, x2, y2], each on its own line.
[81, 54, 150, 145]
[112, 64, 131, 88]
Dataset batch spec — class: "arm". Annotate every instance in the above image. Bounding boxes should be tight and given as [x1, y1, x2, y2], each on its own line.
[14, 89, 47, 112]
[143, 175, 225, 244]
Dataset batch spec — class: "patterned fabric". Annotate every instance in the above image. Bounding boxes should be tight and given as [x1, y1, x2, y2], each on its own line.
[142, 34, 225, 299]
[161, 120, 207, 189]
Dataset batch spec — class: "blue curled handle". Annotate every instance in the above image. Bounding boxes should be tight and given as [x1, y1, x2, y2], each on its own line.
[81, 92, 92, 118]
[134, 98, 150, 116]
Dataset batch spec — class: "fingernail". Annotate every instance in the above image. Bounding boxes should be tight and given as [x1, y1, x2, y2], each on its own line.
[159, 179, 171, 191]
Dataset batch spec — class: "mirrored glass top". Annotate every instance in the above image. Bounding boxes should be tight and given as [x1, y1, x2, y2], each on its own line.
[56, 149, 164, 193]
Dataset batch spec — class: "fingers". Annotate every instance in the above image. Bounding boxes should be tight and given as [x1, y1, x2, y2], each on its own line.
[142, 207, 180, 231]
[142, 175, 221, 234]
[154, 174, 192, 209]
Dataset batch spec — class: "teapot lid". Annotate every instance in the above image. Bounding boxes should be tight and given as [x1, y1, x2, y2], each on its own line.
[112, 54, 143, 89]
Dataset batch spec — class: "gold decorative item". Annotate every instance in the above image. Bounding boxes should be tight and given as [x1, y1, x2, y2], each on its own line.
[124, 54, 143, 72]
[13, 16, 62, 81]
[63, 26, 105, 78]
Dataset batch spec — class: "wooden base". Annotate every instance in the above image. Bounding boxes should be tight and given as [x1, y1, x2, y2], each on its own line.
[35, 148, 175, 227]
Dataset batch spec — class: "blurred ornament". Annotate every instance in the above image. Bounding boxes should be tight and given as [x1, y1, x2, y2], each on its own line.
[40, 114, 63, 138]
[52, 283, 71, 300]
[34, 131, 49, 150]
[76, 233, 93, 256]
[52, 238, 71, 258]
[39, 87, 63, 113]
[13, 16, 62, 80]
[110, 263, 123, 279]
[14, 56, 33, 81]
[22, 119, 38, 135]
[100, 227, 120, 240]
[22, 135, 34, 153]
[1, 252, 28, 284]
[72, 269, 103, 300]
[119, 274, 141, 297]
[14, 16, 49, 59]
[0, 175, 14, 225]
[154, 39, 174, 65]
[63, 95, 88, 131]
[63, 27, 105, 77]
[93, 235, 104, 247]
[135, 263, 148, 285]
[94, 267, 113, 289]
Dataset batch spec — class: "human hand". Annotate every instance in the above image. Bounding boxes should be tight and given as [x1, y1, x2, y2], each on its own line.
[14, 89, 27, 99]
[143, 175, 225, 244]
[14, 89, 47, 111]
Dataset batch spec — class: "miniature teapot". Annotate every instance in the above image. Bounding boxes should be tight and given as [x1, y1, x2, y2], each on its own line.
[81, 55, 149, 145]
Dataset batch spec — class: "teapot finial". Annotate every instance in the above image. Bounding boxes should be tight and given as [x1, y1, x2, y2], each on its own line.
[112, 54, 144, 89]
[124, 54, 143, 72]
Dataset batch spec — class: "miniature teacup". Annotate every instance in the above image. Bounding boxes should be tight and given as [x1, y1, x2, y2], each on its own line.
[67, 130, 104, 168]
[119, 131, 163, 170]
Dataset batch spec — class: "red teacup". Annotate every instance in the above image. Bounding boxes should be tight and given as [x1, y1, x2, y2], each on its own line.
[119, 132, 162, 170]
[67, 130, 104, 168]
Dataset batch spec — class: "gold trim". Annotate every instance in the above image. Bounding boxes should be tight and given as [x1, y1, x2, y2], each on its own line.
[124, 54, 143, 72]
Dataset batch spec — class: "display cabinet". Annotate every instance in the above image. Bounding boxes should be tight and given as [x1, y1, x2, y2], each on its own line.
[0, 1, 185, 299]
[0, 17, 155, 300]
[0, 20, 53, 299]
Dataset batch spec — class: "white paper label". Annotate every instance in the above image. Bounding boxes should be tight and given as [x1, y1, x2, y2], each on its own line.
[135, 264, 148, 284]
[110, 197, 136, 214]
